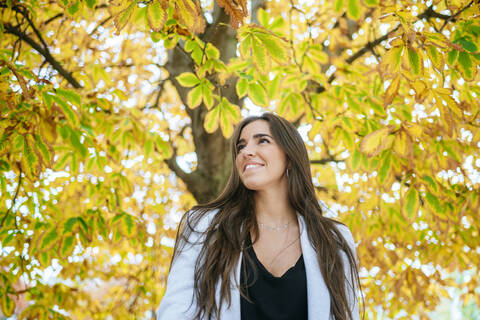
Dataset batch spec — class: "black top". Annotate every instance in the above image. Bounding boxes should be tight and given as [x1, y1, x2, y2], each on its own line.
[240, 235, 308, 320]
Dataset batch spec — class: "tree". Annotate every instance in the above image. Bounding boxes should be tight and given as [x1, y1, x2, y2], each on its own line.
[0, 0, 479, 318]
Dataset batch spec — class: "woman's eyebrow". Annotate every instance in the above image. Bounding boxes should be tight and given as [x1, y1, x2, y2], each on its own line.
[236, 133, 273, 145]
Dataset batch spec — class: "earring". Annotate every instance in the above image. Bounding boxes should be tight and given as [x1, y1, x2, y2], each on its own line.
[286, 168, 290, 178]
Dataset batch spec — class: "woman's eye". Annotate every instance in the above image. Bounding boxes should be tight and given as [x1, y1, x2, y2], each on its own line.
[259, 138, 269, 144]
[236, 145, 245, 151]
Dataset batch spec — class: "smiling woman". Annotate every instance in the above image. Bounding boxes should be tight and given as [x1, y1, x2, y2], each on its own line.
[157, 113, 362, 320]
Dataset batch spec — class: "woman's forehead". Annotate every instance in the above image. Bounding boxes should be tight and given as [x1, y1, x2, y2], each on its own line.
[239, 120, 271, 140]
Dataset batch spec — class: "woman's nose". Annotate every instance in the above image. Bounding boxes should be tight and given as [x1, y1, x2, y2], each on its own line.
[240, 143, 255, 156]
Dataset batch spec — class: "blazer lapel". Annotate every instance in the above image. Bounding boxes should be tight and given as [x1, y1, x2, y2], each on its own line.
[220, 216, 331, 320]
[298, 215, 331, 320]
[218, 251, 242, 320]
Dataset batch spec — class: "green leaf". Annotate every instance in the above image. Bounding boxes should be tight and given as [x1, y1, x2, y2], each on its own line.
[155, 136, 172, 158]
[457, 52, 474, 80]
[187, 85, 203, 108]
[378, 152, 392, 183]
[144, 138, 153, 157]
[267, 75, 281, 100]
[404, 188, 418, 219]
[39, 251, 50, 266]
[56, 88, 81, 107]
[63, 217, 78, 234]
[363, 0, 379, 7]
[346, 0, 361, 19]
[59, 236, 75, 257]
[351, 149, 362, 170]
[426, 192, 441, 212]
[255, 32, 287, 62]
[422, 175, 437, 192]
[42, 92, 54, 108]
[54, 152, 71, 171]
[236, 78, 248, 97]
[204, 105, 220, 133]
[239, 34, 252, 57]
[248, 82, 268, 106]
[2, 233, 14, 246]
[202, 81, 215, 109]
[407, 48, 421, 76]
[53, 95, 78, 126]
[185, 38, 201, 52]
[41, 228, 58, 250]
[334, 0, 344, 12]
[447, 50, 459, 66]
[86, 0, 96, 8]
[458, 38, 478, 53]
[22, 135, 41, 179]
[252, 38, 267, 73]
[122, 214, 136, 237]
[257, 8, 269, 27]
[205, 43, 220, 59]
[219, 98, 240, 137]
[67, 1, 80, 15]
[77, 217, 89, 233]
[176, 72, 200, 87]
[71, 152, 78, 174]
[309, 46, 329, 64]
[68, 128, 87, 158]
[1, 292, 15, 317]
[426, 46, 443, 71]
[34, 134, 53, 167]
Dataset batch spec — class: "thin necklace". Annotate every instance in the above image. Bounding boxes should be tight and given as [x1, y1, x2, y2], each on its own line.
[258, 220, 291, 231]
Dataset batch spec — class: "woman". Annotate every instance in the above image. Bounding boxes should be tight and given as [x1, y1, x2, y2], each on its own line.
[157, 113, 361, 320]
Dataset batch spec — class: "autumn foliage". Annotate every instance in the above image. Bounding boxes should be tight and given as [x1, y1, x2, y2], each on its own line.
[1, 0, 479, 318]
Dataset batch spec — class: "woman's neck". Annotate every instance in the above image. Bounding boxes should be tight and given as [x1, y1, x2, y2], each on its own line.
[253, 187, 296, 224]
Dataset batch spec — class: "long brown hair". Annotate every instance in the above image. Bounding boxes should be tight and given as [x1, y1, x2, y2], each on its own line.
[171, 113, 362, 319]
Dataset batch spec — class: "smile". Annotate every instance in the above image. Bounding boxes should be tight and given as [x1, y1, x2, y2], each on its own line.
[243, 163, 264, 172]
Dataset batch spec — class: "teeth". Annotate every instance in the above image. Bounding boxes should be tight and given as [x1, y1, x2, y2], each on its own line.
[245, 164, 262, 170]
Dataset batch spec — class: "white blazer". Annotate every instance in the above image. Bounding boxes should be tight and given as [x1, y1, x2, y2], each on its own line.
[157, 210, 359, 320]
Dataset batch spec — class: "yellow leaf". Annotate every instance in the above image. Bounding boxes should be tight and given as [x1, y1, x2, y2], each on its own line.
[436, 91, 463, 118]
[412, 80, 428, 103]
[381, 46, 404, 76]
[426, 46, 444, 71]
[404, 123, 423, 139]
[384, 75, 401, 107]
[39, 116, 57, 144]
[360, 126, 393, 157]
[147, 0, 168, 32]
[219, 98, 239, 137]
[251, 37, 268, 73]
[187, 85, 203, 108]
[248, 82, 268, 106]
[309, 45, 329, 64]
[175, 0, 205, 34]
[112, 0, 137, 34]
[204, 105, 220, 133]
[393, 130, 413, 159]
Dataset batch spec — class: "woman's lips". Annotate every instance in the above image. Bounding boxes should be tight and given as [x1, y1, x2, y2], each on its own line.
[243, 163, 264, 172]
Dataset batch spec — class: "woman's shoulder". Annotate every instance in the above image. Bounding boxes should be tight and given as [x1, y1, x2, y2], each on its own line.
[183, 207, 219, 233]
[332, 221, 357, 254]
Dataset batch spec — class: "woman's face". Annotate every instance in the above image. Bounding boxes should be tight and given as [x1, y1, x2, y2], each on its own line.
[235, 120, 288, 192]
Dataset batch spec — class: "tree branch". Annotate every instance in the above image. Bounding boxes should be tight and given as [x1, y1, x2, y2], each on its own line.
[438, 0, 474, 32]
[310, 157, 344, 165]
[4, 23, 82, 88]
[0, 166, 22, 228]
